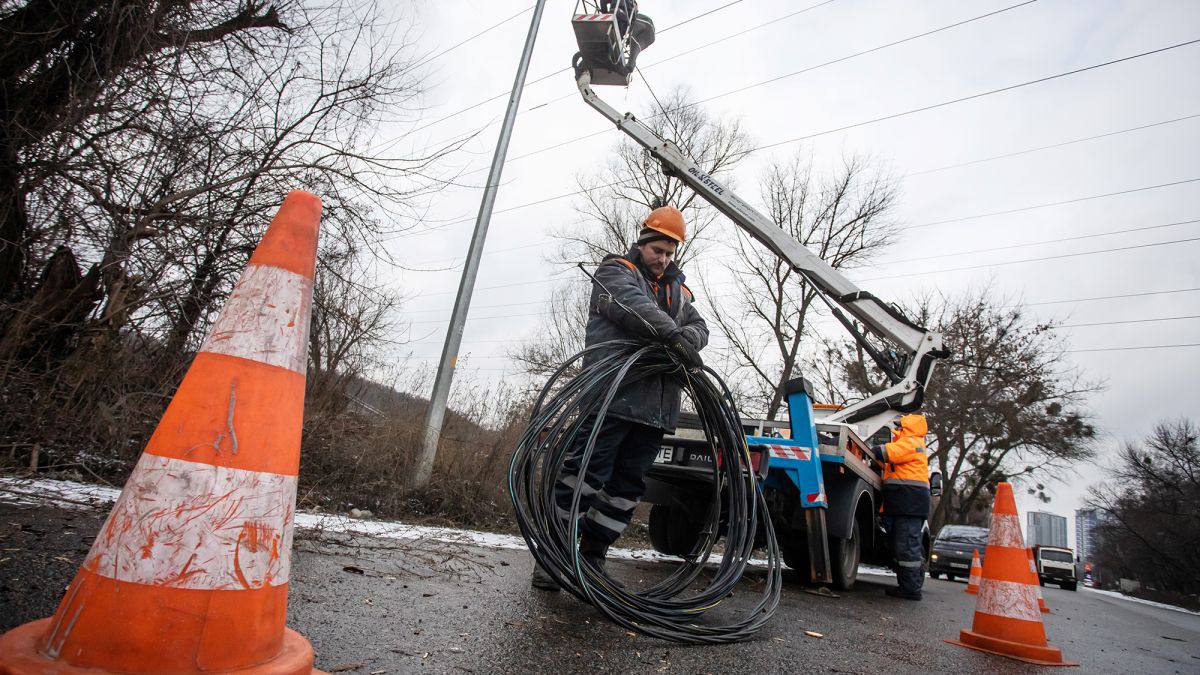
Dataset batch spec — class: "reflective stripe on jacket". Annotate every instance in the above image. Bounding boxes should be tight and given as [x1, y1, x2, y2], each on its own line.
[880, 414, 931, 517]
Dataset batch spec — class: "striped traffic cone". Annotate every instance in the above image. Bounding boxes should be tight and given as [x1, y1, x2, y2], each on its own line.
[1028, 547, 1050, 613]
[964, 548, 982, 594]
[0, 192, 322, 674]
[946, 483, 1076, 666]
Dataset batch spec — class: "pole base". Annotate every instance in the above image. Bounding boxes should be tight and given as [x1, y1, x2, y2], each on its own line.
[0, 618, 323, 674]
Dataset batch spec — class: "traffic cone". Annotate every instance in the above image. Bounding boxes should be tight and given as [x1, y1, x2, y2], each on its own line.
[0, 192, 322, 674]
[964, 548, 982, 594]
[946, 483, 1077, 666]
[1028, 547, 1050, 613]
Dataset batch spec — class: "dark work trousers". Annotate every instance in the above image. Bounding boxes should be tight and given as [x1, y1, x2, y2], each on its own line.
[553, 415, 665, 547]
[882, 515, 926, 595]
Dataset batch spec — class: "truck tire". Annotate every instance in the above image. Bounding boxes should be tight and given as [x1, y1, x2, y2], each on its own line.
[779, 539, 813, 583]
[946, 574, 956, 582]
[1062, 582, 1077, 591]
[829, 519, 861, 591]
[648, 503, 701, 557]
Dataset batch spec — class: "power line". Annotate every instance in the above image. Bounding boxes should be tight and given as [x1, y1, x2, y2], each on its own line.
[412, 185, 1200, 296]
[1055, 315, 1200, 329]
[857, 235, 1200, 282]
[887, 218, 1200, 264]
[906, 178, 1200, 230]
[905, 112, 1200, 177]
[1024, 287, 1200, 307]
[405, 0, 756, 137]
[390, 109, 1200, 259]
[1066, 343, 1200, 353]
[462, 0, 1043, 175]
[736, 37, 1200, 157]
[410, 5, 535, 70]
[401, 0, 833, 164]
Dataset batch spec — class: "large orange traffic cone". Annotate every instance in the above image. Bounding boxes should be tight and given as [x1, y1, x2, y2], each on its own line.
[946, 483, 1076, 666]
[964, 548, 982, 594]
[1027, 547, 1050, 613]
[0, 192, 322, 674]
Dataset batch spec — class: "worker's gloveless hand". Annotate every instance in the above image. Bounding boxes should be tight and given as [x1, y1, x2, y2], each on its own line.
[666, 333, 703, 370]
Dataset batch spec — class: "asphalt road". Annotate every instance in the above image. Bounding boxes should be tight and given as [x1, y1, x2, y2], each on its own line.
[2, 502, 1197, 674]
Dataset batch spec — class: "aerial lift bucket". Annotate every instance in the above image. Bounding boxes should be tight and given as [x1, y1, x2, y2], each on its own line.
[571, 0, 655, 85]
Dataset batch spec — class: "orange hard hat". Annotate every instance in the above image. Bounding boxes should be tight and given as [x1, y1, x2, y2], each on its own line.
[643, 205, 686, 243]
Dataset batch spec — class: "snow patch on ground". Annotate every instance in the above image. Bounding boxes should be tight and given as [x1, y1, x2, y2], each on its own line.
[1081, 585, 1200, 617]
[0, 476, 897, 581]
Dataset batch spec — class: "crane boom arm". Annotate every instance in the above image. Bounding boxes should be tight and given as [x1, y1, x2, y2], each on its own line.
[576, 70, 947, 437]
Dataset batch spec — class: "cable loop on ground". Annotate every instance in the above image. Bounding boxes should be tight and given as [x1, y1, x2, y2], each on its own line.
[508, 339, 781, 643]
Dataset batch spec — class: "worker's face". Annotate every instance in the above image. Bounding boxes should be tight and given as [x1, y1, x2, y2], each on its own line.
[639, 239, 678, 277]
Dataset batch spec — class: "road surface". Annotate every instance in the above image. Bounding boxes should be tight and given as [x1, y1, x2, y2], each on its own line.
[1, 497, 1197, 673]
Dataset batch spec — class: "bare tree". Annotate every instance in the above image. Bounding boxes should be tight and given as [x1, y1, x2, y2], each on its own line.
[508, 281, 590, 381]
[552, 86, 751, 266]
[307, 249, 407, 418]
[1088, 418, 1200, 595]
[509, 89, 749, 383]
[843, 287, 1101, 530]
[707, 152, 897, 419]
[0, 1, 462, 479]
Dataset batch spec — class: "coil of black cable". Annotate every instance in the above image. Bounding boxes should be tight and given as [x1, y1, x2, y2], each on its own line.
[508, 338, 782, 644]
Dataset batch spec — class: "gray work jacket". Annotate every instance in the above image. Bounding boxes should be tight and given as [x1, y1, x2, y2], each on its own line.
[583, 247, 709, 431]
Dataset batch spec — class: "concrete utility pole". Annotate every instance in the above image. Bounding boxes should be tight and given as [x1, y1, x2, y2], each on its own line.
[412, 0, 548, 489]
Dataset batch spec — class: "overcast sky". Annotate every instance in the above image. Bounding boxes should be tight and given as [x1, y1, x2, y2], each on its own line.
[368, 0, 1200, 540]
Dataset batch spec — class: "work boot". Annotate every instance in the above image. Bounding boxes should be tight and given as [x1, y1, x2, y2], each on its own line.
[531, 563, 561, 592]
[580, 535, 610, 575]
[885, 586, 922, 601]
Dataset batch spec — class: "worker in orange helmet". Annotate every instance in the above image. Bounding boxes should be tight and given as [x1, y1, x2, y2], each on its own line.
[871, 413, 931, 600]
[532, 204, 708, 591]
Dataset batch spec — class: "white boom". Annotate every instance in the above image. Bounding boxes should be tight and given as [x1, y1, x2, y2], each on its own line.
[570, 4, 947, 437]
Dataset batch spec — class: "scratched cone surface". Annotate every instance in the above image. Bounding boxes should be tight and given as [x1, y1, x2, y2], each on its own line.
[946, 482, 1077, 667]
[964, 548, 982, 595]
[0, 191, 322, 675]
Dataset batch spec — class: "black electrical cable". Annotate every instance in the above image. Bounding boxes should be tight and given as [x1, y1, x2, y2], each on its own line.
[508, 339, 781, 644]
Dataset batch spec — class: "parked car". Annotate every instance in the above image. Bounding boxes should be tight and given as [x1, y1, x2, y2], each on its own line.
[929, 524, 989, 581]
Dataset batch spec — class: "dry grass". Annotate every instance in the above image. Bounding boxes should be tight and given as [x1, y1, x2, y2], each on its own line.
[0, 343, 531, 532]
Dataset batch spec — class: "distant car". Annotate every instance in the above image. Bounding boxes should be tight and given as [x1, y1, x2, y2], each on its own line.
[929, 524, 989, 581]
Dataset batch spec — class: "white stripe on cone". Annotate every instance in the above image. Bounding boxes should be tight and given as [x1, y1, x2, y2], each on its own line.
[968, 563, 981, 586]
[975, 578, 1043, 622]
[84, 453, 296, 589]
[989, 513, 1024, 548]
[200, 264, 313, 375]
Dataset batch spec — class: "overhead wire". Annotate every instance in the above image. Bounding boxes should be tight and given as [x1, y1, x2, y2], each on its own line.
[404, 0, 757, 137]
[456, 0, 1046, 176]
[410, 179, 1200, 297]
[856, 235, 1200, 283]
[1067, 343, 1200, 353]
[390, 41, 1200, 248]
[410, 5, 535, 71]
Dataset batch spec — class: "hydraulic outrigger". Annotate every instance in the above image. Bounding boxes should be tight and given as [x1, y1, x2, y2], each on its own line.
[570, 1, 948, 439]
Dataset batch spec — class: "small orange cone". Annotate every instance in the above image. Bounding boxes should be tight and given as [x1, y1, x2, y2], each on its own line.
[1027, 547, 1050, 613]
[946, 483, 1077, 666]
[964, 548, 982, 594]
[0, 192, 322, 674]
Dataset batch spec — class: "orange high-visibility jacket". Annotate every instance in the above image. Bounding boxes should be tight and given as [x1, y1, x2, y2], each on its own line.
[880, 414, 931, 516]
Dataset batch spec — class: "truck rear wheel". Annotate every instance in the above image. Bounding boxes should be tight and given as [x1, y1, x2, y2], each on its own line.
[648, 503, 701, 557]
[829, 519, 860, 590]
